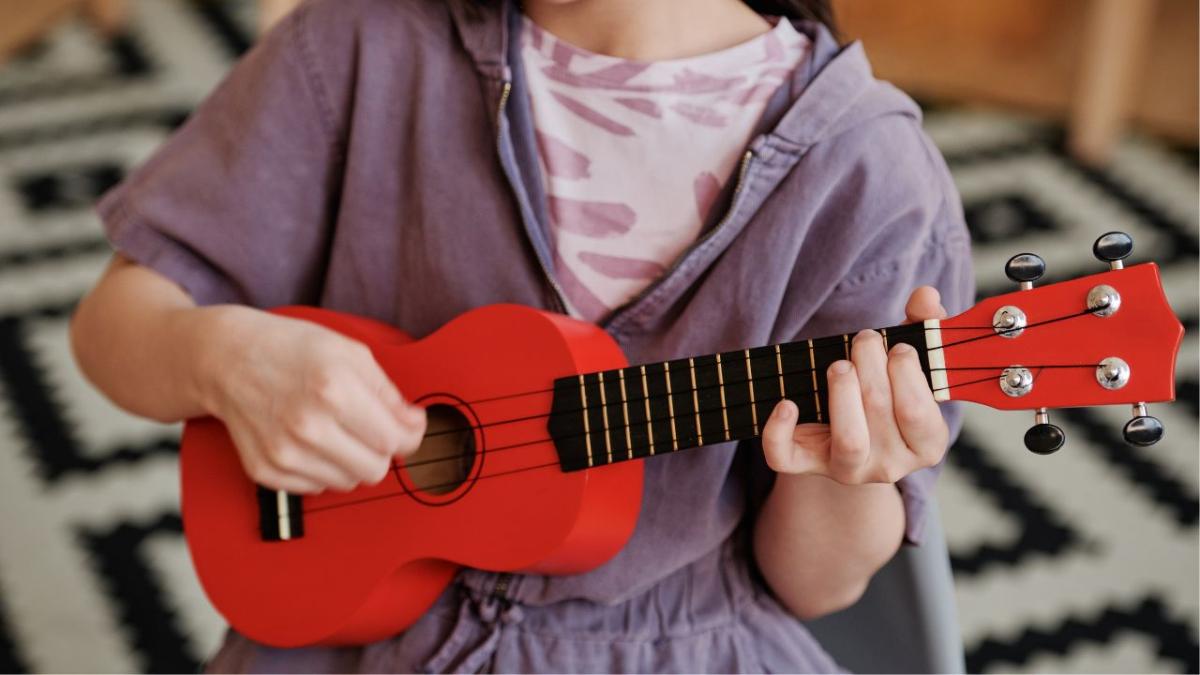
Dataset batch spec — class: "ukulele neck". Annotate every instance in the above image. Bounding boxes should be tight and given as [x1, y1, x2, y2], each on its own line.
[547, 321, 946, 472]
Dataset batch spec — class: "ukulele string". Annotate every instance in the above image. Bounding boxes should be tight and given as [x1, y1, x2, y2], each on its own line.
[421, 305, 1100, 439]
[937, 306, 1102, 350]
[388, 361, 1100, 475]
[313, 363, 1069, 517]
[407, 356, 1104, 460]
[451, 323, 936, 408]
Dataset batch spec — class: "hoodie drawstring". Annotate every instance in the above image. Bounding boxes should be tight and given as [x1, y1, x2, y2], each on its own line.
[422, 587, 525, 673]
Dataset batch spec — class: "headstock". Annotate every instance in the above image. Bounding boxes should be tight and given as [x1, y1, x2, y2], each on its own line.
[936, 232, 1184, 454]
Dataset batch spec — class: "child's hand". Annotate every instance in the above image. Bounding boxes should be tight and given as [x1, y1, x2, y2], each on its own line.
[197, 308, 427, 494]
[760, 286, 948, 485]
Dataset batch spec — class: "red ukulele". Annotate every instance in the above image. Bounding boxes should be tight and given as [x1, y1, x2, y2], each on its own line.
[179, 232, 1184, 647]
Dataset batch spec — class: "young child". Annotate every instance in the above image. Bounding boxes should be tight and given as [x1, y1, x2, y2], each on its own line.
[71, 0, 973, 671]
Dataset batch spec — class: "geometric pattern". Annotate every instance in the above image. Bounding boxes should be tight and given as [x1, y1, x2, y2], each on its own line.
[0, 2, 1195, 672]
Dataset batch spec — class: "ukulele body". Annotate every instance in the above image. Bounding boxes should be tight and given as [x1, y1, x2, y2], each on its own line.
[180, 304, 643, 647]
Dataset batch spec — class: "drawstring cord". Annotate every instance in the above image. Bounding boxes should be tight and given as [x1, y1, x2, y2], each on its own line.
[422, 586, 524, 673]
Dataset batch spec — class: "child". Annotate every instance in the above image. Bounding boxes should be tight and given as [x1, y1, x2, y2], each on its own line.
[71, 0, 973, 671]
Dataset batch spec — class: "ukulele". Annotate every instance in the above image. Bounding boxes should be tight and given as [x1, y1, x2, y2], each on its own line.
[179, 232, 1183, 647]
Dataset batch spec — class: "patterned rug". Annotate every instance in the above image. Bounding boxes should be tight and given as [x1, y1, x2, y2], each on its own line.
[0, 2, 1196, 672]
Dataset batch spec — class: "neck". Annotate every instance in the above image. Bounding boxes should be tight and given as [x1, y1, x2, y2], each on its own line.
[522, 0, 772, 62]
[548, 322, 943, 471]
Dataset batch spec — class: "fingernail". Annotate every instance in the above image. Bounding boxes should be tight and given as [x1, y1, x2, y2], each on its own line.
[853, 329, 877, 342]
[776, 400, 797, 419]
[890, 343, 914, 355]
[831, 360, 852, 375]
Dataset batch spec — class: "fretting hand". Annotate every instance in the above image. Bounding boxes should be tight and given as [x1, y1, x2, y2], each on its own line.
[760, 286, 949, 484]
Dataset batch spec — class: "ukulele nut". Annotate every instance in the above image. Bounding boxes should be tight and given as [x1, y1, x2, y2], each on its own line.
[993, 306, 1027, 338]
[1096, 356, 1130, 390]
[1087, 284, 1121, 317]
[1000, 366, 1034, 397]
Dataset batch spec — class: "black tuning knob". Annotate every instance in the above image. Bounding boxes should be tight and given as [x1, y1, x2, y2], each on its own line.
[1123, 415, 1164, 447]
[1093, 231, 1133, 269]
[1025, 423, 1066, 455]
[1005, 253, 1045, 287]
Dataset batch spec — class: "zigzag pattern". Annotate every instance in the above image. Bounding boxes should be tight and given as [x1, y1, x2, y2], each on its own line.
[966, 596, 1200, 674]
[0, 2, 1194, 673]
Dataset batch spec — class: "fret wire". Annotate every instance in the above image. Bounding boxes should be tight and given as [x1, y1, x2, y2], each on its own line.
[619, 370, 633, 460]
[578, 374, 594, 468]
[744, 349, 759, 435]
[774, 344, 786, 397]
[552, 322, 939, 468]
[881, 327, 889, 350]
[640, 365, 655, 456]
[688, 357, 704, 446]
[716, 354, 730, 440]
[807, 339, 823, 423]
[664, 362, 679, 450]
[598, 371, 613, 464]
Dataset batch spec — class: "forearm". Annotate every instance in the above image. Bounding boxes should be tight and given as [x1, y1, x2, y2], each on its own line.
[752, 472, 905, 620]
[70, 255, 237, 422]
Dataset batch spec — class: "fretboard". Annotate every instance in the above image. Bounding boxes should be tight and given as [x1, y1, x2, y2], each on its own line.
[547, 322, 935, 472]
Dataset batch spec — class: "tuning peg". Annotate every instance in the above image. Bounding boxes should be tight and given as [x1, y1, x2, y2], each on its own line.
[1005, 253, 1045, 290]
[1123, 403, 1164, 446]
[1024, 408, 1065, 455]
[1093, 231, 1133, 270]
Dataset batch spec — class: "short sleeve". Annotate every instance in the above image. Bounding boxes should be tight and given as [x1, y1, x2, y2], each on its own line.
[96, 3, 343, 308]
[796, 149, 974, 542]
[744, 115, 975, 547]
[811, 195, 973, 545]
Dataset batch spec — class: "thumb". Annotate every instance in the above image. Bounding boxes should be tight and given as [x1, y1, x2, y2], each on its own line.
[904, 286, 946, 324]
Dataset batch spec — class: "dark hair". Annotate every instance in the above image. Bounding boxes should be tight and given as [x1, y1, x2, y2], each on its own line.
[743, 0, 836, 35]
[489, 1, 838, 37]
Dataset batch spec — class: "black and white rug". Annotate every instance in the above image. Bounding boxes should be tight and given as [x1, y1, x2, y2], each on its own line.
[0, 2, 1196, 672]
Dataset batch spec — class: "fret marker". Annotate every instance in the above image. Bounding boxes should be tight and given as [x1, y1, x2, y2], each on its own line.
[619, 370, 633, 460]
[807, 339, 822, 423]
[716, 354, 730, 441]
[774, 344, 786, 397]
[598, 371, 613, 464]
[925, 319, 950, 402]
[664, 362, 679, 450]
[689, 358, 703, 446]
[640, 365, 655, 455]
[578, 374, 594, 468]
[744, 349, 759, 435]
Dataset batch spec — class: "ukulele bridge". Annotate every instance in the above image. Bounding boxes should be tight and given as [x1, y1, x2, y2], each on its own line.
[258, 487, 304, 542]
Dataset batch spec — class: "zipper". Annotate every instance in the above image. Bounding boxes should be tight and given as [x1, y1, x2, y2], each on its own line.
[495, 79, 569, 315]
[600, 148, 756, 331]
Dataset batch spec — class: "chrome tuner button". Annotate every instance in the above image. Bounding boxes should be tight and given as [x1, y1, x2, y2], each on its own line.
[1000, 366, 1034, 397]
[1095, 357, 1131, 390]
[1087, 284, 1121, 317]
[993, 306, 1027, 338]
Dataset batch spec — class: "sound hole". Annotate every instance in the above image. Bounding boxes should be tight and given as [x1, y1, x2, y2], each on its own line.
[404, 404, 475, 495]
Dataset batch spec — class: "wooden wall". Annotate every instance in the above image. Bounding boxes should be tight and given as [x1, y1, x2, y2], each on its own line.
[836, 0, 1198, 145]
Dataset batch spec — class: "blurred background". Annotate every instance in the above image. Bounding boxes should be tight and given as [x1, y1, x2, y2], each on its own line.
[0, 0, 1195, 672]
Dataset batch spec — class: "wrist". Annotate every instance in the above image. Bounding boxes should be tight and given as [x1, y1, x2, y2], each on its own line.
[169, 304, 257, 418]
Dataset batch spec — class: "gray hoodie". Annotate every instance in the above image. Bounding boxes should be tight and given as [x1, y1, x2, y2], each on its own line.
[98, 0, 973, 671]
